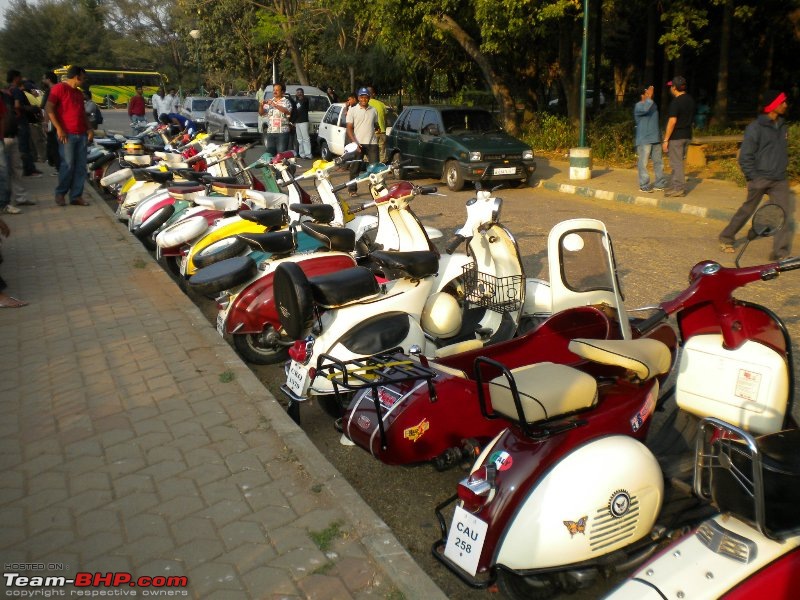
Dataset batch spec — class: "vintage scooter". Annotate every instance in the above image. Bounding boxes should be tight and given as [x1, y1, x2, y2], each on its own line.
[606, 416, 800, 600]
[431, 205, 798, 599]
[276, 181, 554, 420]
[321, 216, 675, 468]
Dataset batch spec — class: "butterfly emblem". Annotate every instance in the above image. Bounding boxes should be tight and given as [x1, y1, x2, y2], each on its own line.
[563, 516, 588, 537]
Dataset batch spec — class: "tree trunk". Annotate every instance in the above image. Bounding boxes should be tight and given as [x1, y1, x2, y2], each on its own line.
[281, 25, 309, 85]
[711, 0, 732, 127]
[614, 64, 634, 106]
[431, 14, 519, 134]
[644, 2, 656, 86]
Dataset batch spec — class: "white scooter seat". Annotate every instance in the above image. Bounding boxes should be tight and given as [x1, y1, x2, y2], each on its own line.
[434, 339, 483, 359]
[193, 196, 240, 212]
[489, 362, 598, 423]
[242, 189, 288, 209]
[568, 338, 671, 381]
[124, 155, 153, 166]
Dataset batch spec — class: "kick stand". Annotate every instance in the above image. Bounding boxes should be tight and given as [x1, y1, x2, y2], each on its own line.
[286, 400, 301, 424]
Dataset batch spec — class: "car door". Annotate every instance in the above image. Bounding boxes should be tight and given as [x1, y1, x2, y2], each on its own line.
[418, 109, 445, 175]
[399, 108, 425, 171]
[318, 105, 341, 156]
[332, 106, 348, 155]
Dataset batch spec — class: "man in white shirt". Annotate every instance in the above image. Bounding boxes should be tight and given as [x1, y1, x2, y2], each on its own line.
[151, 87, 165, 121]
[345, 87, 378, 196]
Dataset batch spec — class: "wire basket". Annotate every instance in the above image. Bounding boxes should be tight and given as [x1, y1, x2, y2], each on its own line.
[462, 263, 523, 313]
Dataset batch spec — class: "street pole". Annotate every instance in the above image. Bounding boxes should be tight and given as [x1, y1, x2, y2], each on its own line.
[189, 30, 202, 95]
[579, 0, 589, 147]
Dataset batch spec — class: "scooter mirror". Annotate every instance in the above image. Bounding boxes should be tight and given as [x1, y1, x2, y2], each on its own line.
[562, 233, 585, 252]
[749, 204, 785, 239]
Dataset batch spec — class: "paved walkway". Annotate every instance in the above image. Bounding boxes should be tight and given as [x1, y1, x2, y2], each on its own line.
[0, 156, 794, 599]
[0, 172, 446, 599]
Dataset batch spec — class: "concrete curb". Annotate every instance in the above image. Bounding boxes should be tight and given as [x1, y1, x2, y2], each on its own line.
[86, 185, 449, 600]
[538, 180, 737, 222]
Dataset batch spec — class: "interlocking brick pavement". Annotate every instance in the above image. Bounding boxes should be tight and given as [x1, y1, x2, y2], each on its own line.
[0, 169, 447, 599]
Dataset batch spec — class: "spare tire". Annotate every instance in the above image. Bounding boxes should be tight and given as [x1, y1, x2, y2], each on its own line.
[133, 204, 175, 239]
[156, 215, 209, 248]
[274, 262, 315, 341]
[193, 236, 249, 269]
[188, 256, 257, 296]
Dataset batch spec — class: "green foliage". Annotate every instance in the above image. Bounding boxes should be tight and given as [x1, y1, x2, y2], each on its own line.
[787, 123, 800, 184]
[309, 520, 345, 552]
[219, 370, 235, 383]
[452, 89, 494, 107]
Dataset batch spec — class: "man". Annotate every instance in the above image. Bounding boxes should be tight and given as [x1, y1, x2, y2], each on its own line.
[293, 88, 312, 159]
[367, 85, 388, 163]
[662, 76, 695, 197]
[345, 87, 379, 197]
[7, 70, 41, 177]
[159, 113, 199, 138]
[151, 87, 166, 121]
[40, 72, 60, 174]
[259, 83, 292, 156]
[719, 90, 792, 261]
[634, 85, 668, 193]
[1, 85, 33, 211]
[128, 86, 146, 130]
[45, 64, 93, 206]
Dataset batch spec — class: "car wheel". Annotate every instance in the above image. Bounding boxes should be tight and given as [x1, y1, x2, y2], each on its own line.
[391, 151, 406, 180]
[223, 127, 231, 143]
[444, 160, 465, 192]
[319, 140, 331, 161]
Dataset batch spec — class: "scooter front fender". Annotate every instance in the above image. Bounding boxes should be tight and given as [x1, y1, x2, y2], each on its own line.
[434, 252, 474, 294]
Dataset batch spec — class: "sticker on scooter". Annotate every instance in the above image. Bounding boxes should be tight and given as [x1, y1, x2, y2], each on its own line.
[563, 516, 587, 537]
[735, 369, 762, 401]
[357, 415, 372, 430]
[403, 418, 430, 442]
[488, 450, 513, 471]
[366, 386, 401, 410]
[630, 386, 657, 432]
[608, 489, 632, 518]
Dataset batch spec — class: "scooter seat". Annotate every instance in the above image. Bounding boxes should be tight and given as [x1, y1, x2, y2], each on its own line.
[308, 266, 380, 307]
[175, 169, 209, 182]
[193, 195, 240, 212]
[369, 250, 439, 279]
[711, 429, 800, 536]
[188, 256, 257, 296]
[212, 181, 250, 196]
[568, 338, 672, 381]
[95, 139, 122, 151]
[301, 222, 356, 252]
[290, 203, 334, 223]
[168, 184, 204, 194]
[124, 155, 154, 167]
[238, 230, 295, 254]
[244, 190, 288, 209]
[135, 169, 173, 184]
[239, 208, 287, 230]
[489, 362, 598, 423]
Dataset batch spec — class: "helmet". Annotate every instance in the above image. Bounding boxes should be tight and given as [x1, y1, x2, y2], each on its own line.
[357, 87, 370, 98]
[421, 292, 462, 338]
[123, 140, 143, 155]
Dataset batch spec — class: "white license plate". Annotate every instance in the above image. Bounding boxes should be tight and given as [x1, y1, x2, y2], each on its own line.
[493, 167, 516, 175]
[216, 312, 225, 336]
[443, 505, 488, 576]
[286, 360, 310, 398]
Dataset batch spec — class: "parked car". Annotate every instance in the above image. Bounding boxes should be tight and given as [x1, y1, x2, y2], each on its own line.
[181, 96, 213, 127]
[257, 84, 331, 151]
[205, 97, 260, 142]
[387, 105, 536, 191]
[317, 103, 348, 160]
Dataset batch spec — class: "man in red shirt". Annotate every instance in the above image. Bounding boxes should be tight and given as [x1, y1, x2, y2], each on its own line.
[128, 86, 146, 131]
[45, 65, 93, 206]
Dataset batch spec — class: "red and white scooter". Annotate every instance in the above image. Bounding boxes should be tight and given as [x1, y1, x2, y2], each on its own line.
[431, 204, 798, 599]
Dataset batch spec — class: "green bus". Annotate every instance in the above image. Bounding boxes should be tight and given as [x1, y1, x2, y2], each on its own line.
[53, 67, 168, 106]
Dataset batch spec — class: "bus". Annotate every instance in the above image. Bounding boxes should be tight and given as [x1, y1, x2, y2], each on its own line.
[53, 67, 168, 107]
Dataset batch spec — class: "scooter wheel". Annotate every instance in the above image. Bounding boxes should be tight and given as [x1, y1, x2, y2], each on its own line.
[497, 571, 559, 600]
[193, 236, 248, 269]
[232, 327, 290, 365]
[133, 204, 175, 239]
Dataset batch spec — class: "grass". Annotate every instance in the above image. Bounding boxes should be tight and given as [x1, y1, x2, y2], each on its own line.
[132, 257, 147, 269]
[218, 370, 235, 383]
[310, 520, 345, 552]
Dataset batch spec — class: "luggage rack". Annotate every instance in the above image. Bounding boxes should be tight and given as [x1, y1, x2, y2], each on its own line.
[462, 264, 523, 313]
[316, 350, 439, 450]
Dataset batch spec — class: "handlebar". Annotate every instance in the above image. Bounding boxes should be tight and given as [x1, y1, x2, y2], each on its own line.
[445, 235, 464, 255]
[777, 256, 800, 272]
[350, 201, 377, 214]
[632, 308, 668, 336]
[332, 181, 351, 193]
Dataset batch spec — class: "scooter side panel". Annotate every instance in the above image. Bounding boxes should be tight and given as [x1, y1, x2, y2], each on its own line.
[224, 253, 357, 334]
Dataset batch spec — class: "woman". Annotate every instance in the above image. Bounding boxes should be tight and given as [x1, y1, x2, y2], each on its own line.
[259, 83, 292, 155]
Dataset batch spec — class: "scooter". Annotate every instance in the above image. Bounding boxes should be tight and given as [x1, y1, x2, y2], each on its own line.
[431, 204, 798, 599]
[320, 216, 665, 468]
[605, 416, 800, 600]
[276, 180, 549, 419]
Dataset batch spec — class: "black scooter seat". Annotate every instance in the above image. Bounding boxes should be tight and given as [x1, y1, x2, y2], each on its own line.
[308, 266, 379, 307]
[188, 256, 256, 296]
[133, 169, 174, 184]
[370, 250, 439, 279]
[238, 230, 296, 254]
[301, 222, 356, 252]
[175, 169, 209, 182]
[239, 208, 286, 230]
[95, 139, 123, 151]
[290, 203, 334, 223]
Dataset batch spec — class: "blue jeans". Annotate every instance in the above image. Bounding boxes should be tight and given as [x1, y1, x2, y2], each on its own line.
[265, 132, 290, 156]
[56, 134, 88, 201]
[636, 143, 667, 190]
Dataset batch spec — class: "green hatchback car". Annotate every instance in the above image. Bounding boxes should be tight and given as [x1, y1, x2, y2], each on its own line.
[387, 105, 536, 191]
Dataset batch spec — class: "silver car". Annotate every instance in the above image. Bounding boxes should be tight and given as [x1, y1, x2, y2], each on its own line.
[205, 97, 260, 142]
[181, 96, 213, 127]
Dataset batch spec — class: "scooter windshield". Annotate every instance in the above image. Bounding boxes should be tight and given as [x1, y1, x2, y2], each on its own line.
[559, 230, 615, 293]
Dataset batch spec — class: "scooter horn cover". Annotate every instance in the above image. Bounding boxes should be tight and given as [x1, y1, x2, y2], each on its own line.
[274, 262, 315, 341]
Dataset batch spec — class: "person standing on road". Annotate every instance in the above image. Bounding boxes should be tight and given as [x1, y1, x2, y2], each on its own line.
[293, 88, 312, 159]
[634, 85, 668, 193]
[45, 65, 93, 207]
[719, 90, 793, 260]
[40, 72, 60, 174]
[151, 87, 166, 121]
[345, 87, 379, 197]
[7, 70, 41, 177]
[367, 85, 388, 163]
[662, 76, 695, 197]
[259, 82, 292, 156]
[128, 86, 146, 130]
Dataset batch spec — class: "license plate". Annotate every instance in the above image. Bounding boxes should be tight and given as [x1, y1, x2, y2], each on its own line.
[216, 312, 225, 336]
[286, 360, 310, 398]
[493, 167, 516, 175]
[444, 505, 488, 576]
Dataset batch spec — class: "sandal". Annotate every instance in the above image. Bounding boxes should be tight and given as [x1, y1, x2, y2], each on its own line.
[719, 242, 735, 254]
[0, 295, 28, 308]
[349, 192, 358, 198]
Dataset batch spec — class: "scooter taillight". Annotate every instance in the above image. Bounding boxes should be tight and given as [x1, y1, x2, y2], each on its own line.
[457, 463, 496, 513]
[288, 340, 308, 363]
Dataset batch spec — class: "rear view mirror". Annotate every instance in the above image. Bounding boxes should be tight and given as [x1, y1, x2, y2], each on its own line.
[749, 204, 785, 239]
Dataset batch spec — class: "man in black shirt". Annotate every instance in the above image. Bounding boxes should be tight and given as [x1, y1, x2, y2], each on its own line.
[293, 88, 311, 159]
[662, 76, 695, 197]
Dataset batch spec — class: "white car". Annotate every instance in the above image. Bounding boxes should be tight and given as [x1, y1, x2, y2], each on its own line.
[316, 103, 349, 160]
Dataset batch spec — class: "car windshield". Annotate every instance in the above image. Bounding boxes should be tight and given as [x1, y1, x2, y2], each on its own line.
[192, 99, 212, 111]
[307, 96, 330, 111]
[225, 98, 259, 113]
[441, 110, 500, 134]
